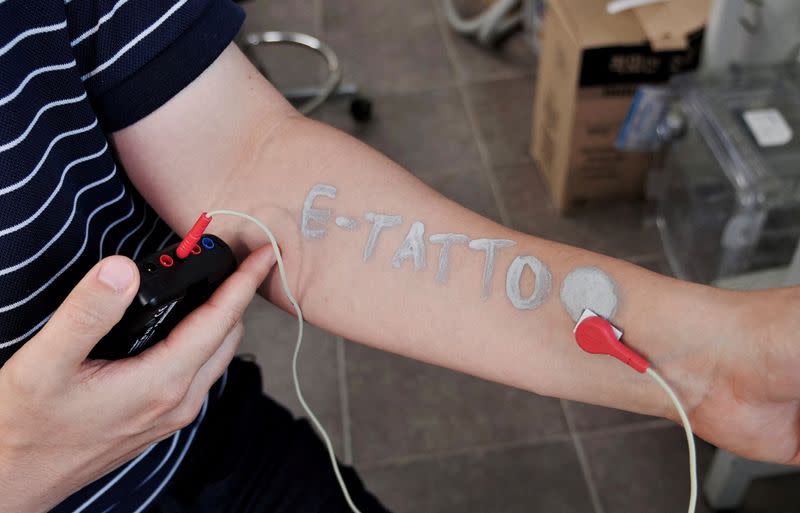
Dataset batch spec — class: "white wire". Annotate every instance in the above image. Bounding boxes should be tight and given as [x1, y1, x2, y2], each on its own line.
[206, 209, 363, 513]
[606, 0, 668, 15]
[646, 367, 697, 513]
[442, 0, 522, 45]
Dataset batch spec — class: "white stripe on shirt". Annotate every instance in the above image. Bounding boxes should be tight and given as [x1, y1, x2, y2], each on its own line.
[0, 118, 98, 196]
[1, 193, 131, 349]
[99, 196, 135, 259]
[81, 0, 190, 81]
[132, 398, 208, 513]
[71, 0, 132, 47]
[0, 92, 87, 153]
[0, 166, 117, 278]
[71, 443, 158, 513]
[132, 216, 159, 259]
[156, 230, 175, 251]
[0, 182, 125, 313]
[0, 312, 52, 349]
[0, 20, 67, 58]
[115, 208, 146, 255]
[0, 142, 108, 237]
[137, 432, 180, 490]
[0, 60, 76, 107]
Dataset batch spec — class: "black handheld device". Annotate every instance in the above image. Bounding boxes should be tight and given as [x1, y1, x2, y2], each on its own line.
[90, 234, 238, 360]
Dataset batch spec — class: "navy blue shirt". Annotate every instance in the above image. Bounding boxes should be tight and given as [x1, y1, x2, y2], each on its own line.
[0, 0, 244, 510]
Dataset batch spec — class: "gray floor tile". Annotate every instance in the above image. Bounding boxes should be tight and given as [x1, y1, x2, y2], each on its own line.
[493, 163, 662, 258]
[413, 163, 503, 223]
[241, 44, 326, 92]
[324, 0, 436, 34]
[239, 0, 324, 91]
[464, 78, 536, 168]
[445, 30, 537, 84]
[345, 342, 568, 465]
[239, 296, 345, 455]
[315, 88, 481, 173]
[324, 17, 455, 94]
[564, 400, 657, 433]
[240, 0, 318, 33]
[582, 426, 715, 513]
[360, 441, 595, 513]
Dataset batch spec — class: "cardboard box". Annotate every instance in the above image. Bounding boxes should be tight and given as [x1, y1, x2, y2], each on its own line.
[530, 0, 709, 211]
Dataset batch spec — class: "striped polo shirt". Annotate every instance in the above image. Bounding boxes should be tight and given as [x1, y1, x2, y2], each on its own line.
[0, 0, 244, 510]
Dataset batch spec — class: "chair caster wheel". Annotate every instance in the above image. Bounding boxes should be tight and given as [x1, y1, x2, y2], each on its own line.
[350, 96, 372, 123]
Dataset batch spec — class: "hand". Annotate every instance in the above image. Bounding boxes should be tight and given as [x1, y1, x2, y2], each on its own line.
[0, 247, 276, 512]
[683, 287, 800, 465]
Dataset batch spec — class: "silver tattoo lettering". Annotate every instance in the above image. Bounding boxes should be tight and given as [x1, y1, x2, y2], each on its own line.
[505, 256, 552, 310]
[335, 216, 358, 230]
[429, 233, 469, 284]
[391, 221, 427, 271]
[363, 212, 403, 262]
[468, 239, 516, 299]
[301, 184, 337, 239]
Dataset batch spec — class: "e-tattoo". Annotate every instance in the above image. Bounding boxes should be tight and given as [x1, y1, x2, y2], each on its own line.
[300, 184, 619, 320]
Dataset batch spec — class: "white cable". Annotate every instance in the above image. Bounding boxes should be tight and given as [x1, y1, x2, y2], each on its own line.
[442, 0, 522, 46]
[606, 0, 668, 15]
[206, 210, 363, 513]
[646, 367, 697, 513]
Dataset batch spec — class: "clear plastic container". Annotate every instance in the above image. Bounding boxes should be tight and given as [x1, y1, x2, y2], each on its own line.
[656, 62, 800, 284]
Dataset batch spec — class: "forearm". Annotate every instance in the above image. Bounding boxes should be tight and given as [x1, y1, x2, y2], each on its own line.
[231, 117, 738, 419]
[116, 45, 737, 421]
[127, 113, 734, 421]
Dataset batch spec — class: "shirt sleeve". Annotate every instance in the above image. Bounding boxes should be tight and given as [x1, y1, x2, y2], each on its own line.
[66, 0, 245, 131]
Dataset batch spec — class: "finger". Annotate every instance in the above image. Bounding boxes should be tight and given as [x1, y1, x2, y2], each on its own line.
[190, 320, 244, 393]
[29, 256, 139, 374]
[164, 322, 244, 432]
[158, 245, 275, 375]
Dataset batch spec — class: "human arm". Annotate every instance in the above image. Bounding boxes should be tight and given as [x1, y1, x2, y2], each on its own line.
[114, 44, 800, 465]
[0, 250, 275, 512]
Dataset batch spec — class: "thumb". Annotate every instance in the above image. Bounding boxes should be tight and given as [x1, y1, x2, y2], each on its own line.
[33, 256, 139, 373]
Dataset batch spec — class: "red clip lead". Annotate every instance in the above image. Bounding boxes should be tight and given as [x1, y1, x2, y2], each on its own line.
[176, 213, 212, 259]
[574, 315, 649, 373]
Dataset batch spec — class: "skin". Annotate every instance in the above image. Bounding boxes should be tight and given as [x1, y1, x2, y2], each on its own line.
[2, 43, 798, 510]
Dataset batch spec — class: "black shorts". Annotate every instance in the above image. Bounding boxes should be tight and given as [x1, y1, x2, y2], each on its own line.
[147, 358, 391, 513]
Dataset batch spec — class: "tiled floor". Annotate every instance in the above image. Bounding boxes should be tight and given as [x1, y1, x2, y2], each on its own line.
[236, 1, 800, 512]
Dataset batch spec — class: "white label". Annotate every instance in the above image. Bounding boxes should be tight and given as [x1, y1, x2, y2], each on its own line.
[129, 300, 179, 354]
[742, 108, 793, 147]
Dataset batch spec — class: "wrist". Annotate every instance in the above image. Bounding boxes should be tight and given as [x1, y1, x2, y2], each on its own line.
[617, 276, 729, 422]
